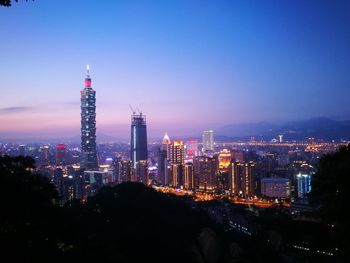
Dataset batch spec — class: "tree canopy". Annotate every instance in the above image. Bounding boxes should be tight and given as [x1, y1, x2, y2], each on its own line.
[0, 0, 32, 7]
[309, 144, 350, 252]
[0, 156, 217, 263]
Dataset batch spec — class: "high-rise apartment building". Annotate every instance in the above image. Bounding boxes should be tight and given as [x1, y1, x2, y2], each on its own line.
[193, 156, 217, 192]
[183, 163, 194, 190]
[170, 140, 185, 165]
[130, 112, 148, 169]
[81, 65, 98, 170]
[229, 161, 255, 196]
[202, 130, 214, 152]
[170, 164, 182, 188]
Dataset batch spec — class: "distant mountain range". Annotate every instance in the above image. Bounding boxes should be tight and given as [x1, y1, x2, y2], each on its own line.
[1, 117, 349, 143]
[217, 117, 350, 141]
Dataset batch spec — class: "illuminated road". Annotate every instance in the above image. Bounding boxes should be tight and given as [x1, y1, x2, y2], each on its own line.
[153, 186, 289, 208]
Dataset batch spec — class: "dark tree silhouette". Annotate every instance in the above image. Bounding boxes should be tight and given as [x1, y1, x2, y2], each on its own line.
[309, 144, 350, 256]
[0, 157, 221, 263]
[0, 0, 32, 7]
[0, 155, 61, 261]
[62, 182, 218, 263]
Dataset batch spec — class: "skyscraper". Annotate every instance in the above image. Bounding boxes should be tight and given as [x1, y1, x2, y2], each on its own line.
[158, 132, 171, 186]
[202, 130, 214, 152]
[183, 163, 194, 190]
[130, 112, 148, 169]
[80, 65, 98, 170]
[229, 161, 255, 196]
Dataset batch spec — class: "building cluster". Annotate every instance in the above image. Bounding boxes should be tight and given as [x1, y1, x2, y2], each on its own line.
[0, 66, 331, 204]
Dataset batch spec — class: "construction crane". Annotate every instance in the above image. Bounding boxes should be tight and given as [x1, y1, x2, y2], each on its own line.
[129, 104, 136, 115]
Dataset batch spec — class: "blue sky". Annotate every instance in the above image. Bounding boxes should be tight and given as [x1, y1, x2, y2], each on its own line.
[0, 0, 349, 139]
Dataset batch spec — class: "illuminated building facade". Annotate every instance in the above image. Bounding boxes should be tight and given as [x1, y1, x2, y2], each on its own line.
[229, 161, 255, 196]
[170, 140, 185, 165]
[202, 130, 214, 152]
[81, 65, 98, 170]
[170, 164, 182, 188]
[218, 149, 231, 171]
[162, 132, 171, 158]
[183, 163, 194, 190]
[130, 113, 148, 169]
[296, 173, 312, 198]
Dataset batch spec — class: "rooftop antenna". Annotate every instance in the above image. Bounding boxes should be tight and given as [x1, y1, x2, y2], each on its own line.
[86, 64, 90, 77]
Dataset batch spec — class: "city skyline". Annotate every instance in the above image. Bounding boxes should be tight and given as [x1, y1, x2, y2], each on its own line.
[1, 0, 350, 140]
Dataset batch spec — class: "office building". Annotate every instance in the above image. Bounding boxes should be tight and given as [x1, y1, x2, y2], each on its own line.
[158, 132, 171, 186]
[130, 112, 148, 169]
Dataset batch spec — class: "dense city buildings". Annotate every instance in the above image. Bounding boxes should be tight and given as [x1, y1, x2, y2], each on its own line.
[80, 65, 98, 170]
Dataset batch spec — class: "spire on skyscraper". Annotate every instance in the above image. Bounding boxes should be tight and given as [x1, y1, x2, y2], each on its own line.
[86, 64, 90, 77]
[162, 132, 171, 145]
[85, 64, 92, 88]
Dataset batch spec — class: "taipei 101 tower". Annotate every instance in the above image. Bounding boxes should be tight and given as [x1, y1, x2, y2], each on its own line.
[80, 65, 98, 170]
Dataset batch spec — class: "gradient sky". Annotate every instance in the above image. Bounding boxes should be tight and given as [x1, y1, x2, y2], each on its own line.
[1, 0, 350, 140]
